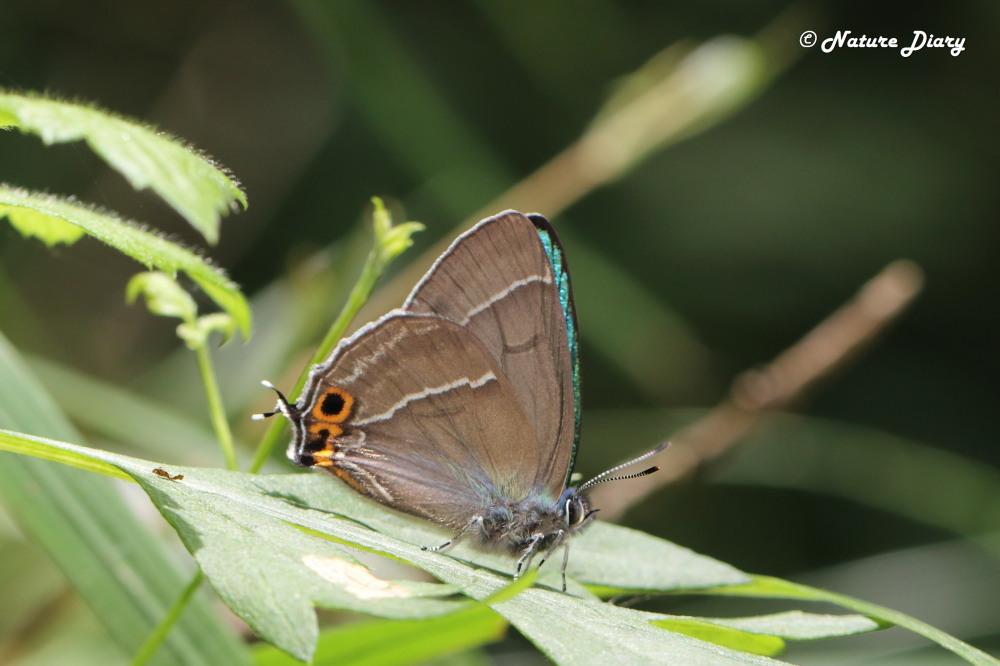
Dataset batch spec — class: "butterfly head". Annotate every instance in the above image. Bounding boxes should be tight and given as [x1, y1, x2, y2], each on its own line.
[522, 469, 638, 550]
[485, 447, 666, 592]
[519, 443, 669, 557]
[539, 487, 599, 550]
[253, 380, 319, 465]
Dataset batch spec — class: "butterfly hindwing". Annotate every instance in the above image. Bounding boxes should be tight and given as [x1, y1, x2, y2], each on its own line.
[403, 211, 579, 497]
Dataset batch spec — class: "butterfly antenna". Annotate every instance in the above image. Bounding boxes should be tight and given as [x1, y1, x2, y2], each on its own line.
[577, 442, 670, 492]
[252, 380, 296, 421]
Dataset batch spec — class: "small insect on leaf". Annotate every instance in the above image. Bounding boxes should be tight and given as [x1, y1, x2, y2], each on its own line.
[152, 467, 184, 481]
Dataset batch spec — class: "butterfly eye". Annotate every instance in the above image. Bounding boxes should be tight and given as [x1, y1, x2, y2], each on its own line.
[565, 496, 589, 527]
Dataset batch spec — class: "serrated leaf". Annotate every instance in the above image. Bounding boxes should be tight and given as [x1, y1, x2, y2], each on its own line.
[0, 91, 246, 243]
[0, 185, 251, 338]
[250, 474, 751, 596]
[0, 430, 780, 664]
[6, 425, 994, 664]
[136, 468, 770, 664]
[135, 469, 463, 662]
[1, 202, 85, 246]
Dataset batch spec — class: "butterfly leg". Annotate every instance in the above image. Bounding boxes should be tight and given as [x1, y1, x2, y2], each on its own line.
[535, 530, 569, 592]
[422, 515, 483, 553]
[559, 540, 571, 592]
[514, 533, 547, 581]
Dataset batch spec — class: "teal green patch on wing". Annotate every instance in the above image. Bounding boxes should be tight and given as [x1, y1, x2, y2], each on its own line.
[535, 223, 581, 485]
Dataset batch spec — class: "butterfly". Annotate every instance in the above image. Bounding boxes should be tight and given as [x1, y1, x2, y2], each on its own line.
[258, 210, 665, 590]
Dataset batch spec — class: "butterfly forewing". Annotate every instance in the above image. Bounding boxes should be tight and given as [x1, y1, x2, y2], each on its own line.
[403, 212, 578, 497]
[300, 313, 544, 528]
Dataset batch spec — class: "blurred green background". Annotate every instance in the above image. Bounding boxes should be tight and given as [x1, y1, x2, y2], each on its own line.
[1, 1, 997, 663]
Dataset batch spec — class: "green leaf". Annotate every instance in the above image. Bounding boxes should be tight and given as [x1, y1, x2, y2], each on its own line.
[0, 90, 246, 243]
[0, 185, 251, 338]
[2, 430, 776, 664]
[0, 429, 132, 482]
[709, 610, 880, 640]
[26, 354, 224, 463]
[0, 201, 85, 247]
[127, 271, 199, 321]
[178, 312, 238, 348]
[370, 196, 424, 267]
[7, 416, 991, 665]
[136, 470, 464, 662]
[701, 576, 999, 666]
[8, 410, 985, 663]
[251, 603, 507, 666]
[652, 611, 880, 656]
[0, 539, 67, 642]
[652, 618, 786, 657]
[0, 332, 250, 665]
[148, 469, 763, 663]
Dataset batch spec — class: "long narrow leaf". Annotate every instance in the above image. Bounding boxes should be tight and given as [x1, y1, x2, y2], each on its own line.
[0, 332, 250, 666]
[652, 611, 880, 657]
[702, 576, 998, 665]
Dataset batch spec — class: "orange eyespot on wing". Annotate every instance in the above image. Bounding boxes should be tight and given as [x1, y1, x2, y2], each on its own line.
[301, 387, 357, 465]
[297, 427, 338, 468]
[311, 387, 354, 423]
[306, 387, 355, 440]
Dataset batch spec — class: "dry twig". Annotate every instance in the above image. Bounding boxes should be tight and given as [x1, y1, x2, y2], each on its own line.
[591, 259, 925, 520]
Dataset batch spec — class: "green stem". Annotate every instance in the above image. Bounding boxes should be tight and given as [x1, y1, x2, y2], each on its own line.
[130, 571, 204, 666]
[311, 248, 384, 368]
[249, 198, 421, 473]
[196, 344, 239, 471]
[249, 245, 386, 474]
